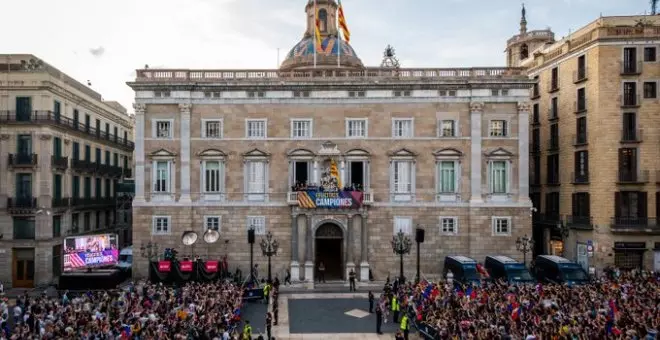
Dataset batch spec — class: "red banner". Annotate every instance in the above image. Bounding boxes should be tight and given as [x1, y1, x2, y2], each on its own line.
[158, 261, 171, 272]
[205, 261, 219, 272]
[179, 261, 193, 272]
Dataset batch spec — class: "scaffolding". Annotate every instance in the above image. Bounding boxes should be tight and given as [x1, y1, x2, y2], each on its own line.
[113, 178, 134, 247]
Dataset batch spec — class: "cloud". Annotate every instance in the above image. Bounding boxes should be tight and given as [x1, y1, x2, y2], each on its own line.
[89, 46, 105, 58]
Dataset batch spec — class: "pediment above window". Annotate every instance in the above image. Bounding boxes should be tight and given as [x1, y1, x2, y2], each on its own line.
[344, 148, 371, 157]
[484, 147, 514, 158]
[198, 148, 227, 159]
[243, 148, 270, 159]
[149, 149, 176, 159]
[433, 148, 463, 159]
[388, 148, 417, 159]
[287, 148, 316, 158]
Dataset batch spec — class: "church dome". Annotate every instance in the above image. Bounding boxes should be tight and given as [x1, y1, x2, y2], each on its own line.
[280, 35, 363, 71]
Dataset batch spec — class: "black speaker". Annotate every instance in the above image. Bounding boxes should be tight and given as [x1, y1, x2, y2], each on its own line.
[415, 228, 425, 243]
[248, 229, 255, 244]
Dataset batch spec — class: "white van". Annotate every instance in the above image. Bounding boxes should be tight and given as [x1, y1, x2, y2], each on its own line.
[116, 246, 132, 272]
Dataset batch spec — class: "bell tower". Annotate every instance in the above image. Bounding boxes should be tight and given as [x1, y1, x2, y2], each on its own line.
[304, 0, 339, 38]
[505, 4, 555, 68]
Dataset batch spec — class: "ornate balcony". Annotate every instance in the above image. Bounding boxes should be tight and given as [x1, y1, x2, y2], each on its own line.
[0, 110, 134, 152]
[52, 197, 71, 209]
[51, 156, 68, 170]
[565, 215, 593, 229]
[71, 159, 98, 173]
[7, 197, 37, 214]
[123, 168, 132, 178]
[611, 217, 658, 233]
[617, 170, 649, 184]
[71, 197, 115, 209]
[8, 153, 37, 168]
[620, 61, 642, 75]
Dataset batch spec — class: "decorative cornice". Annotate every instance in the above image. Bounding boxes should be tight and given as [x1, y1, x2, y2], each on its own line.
[179, 103, 192, 114]
[0, 134, 10, 140]
[39, 134, 52, 141]
[63, 138, 71, 145]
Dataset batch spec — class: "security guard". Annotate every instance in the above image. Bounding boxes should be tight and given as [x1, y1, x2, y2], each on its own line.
[263, 282, 271, 304]
[242, 320, 252, 340]
[400, 313, 410, 340]
[391, 295, 400, 323]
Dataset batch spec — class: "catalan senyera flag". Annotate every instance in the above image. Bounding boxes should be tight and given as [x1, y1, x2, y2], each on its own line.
[330, 159, 342, 188]
[314, 8, 323, 52]
[337, 0, 350, 43]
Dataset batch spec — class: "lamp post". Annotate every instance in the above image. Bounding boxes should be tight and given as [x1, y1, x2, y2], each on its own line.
[414, 224, 424, 283]
[260, 231, 279, 283]
[391, 230, 412, 283]
[516, 234, 534, 266]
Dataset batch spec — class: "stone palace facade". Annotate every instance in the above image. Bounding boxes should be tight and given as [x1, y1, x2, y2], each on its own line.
[128, 0, 534, 282]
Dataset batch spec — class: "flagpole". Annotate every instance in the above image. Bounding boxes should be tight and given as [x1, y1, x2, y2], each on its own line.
[313, 0, 317, 68]
[337, 1, 341, 67]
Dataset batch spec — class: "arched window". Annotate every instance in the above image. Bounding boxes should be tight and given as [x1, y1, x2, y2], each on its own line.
[520, 44, 529, 60]
[319, 9, 328, 32]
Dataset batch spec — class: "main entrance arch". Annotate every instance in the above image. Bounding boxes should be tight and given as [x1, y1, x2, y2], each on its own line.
[315, 222, 344, 281]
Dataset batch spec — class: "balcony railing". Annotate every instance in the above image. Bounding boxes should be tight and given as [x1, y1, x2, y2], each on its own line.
[611, 217, 657, 230]
[573, 68, 588, 83]
[620, 94, 641, 108]
[8, 153, 37, 167]
[566, 215, 593, 228]
[536, 213, 562, 225]
[548, 80, 559, 93]
[286, 190, 373, 206]
[97, 164, 123, 177]
[51, 156, 68, 170]
[0, 110, 134, 151]
[71, 197, 116, 208]
[7, 197, 37, 214]
[573, 133, 588, 146]
[620, 61, 642, 75]
[617, 170, 649, 184]
[621, 128, 643, 143]
[573, 99, 587, 113]
[71, 159, 98, 173]
[572, 172, 589, 184]
[52, 197, 71, 208]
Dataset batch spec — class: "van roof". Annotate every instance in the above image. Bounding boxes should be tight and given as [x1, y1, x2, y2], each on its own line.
[538, 255, 572, 263]
[487, 255, 519, 264]
[448, 255, 477, 264]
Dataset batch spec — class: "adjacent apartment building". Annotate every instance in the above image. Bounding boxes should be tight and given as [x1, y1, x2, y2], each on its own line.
[506, 11, 660, 270]
[0, 55, 134, 288]
[128, 0, 535, 283]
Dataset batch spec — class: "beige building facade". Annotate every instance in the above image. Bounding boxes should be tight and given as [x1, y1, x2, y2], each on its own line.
[128, 0, 535, 282]
[507, 11, 660, 270]
[0, 55, 134, 288]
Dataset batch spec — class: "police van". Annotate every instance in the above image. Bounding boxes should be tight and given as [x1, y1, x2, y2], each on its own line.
[443, 255, 481, 286]
[484, 255, 535, 284]
[533, 255, 589, 285]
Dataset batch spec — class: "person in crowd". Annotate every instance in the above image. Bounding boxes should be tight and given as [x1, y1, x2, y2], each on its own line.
[242, 320, 252, 340]
[263, 281, 271, 305]
[383, 269, 660, 339]
[391, 293, 400, 323]
[349, 269, 357, 291]
[265, 311, 273, 340]
[368, 290, 375, 313]
[0, 280, 245, 339]
[375, 305, 383, 335]
[284, 269, 292, 286]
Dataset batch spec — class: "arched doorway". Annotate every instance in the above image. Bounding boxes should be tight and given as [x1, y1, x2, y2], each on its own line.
[315, 223, 344, 281]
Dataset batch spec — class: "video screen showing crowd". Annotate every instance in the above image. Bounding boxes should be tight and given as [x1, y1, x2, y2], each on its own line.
[62, 234, 119, 272]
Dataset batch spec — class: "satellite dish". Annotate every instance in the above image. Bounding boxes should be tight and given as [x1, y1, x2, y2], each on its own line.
[204, 229, 220, 244]
[181, 231, 198, 246]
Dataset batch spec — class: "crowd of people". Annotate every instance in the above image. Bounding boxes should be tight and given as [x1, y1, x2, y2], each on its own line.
[380, 270, 660, 339]
[1, 281, 245, 339]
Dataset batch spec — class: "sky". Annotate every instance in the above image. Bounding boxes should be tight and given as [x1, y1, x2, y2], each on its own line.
[0, 0, 649, 112]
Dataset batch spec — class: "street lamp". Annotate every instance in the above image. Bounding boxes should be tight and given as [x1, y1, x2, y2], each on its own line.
[260, 231, 279, 282]
[391, 230, 412, 283]
[414, 225, 425, 283]
[516, 234, 534, 266]
[248, 226, 255, 283]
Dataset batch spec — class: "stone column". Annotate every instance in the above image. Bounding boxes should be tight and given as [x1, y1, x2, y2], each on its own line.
[290, 213, 300, 282]
[469, 102, 484, 203]
[312, 160, 318, 185]
[0, 134, 9, 208]
[304, 214, 314, 282]
[517, 102, 531, 203]
[359, 214, 370, 281]
[340, 160, 346, 188]
[133, 104, 146, 203]
[179, 103, 192, 203]
[345, 214, 355, 278]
